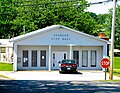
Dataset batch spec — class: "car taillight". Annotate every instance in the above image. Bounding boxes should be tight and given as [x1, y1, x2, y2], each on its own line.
[72, 64, 77, 67]
[61, 64, 66, 67]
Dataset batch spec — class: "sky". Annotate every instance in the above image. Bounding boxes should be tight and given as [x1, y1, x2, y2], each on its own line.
[86, 0, 120, 14]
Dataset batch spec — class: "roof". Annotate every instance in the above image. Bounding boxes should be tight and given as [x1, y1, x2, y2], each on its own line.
[0, 39, 13, 47]
[10, 25, 108, 43]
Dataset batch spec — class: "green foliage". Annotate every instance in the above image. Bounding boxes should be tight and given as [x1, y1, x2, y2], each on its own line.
[0, 0, 100, 38]
[0, 63, 13, 71]
[104, 6, 120, 49]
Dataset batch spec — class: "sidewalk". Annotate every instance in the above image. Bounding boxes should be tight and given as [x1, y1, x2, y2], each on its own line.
[0, 71, 120, 81]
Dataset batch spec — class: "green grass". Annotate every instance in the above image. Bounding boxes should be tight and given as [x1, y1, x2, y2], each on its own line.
[0, 62, 13, 71]
[114, 69, 120, 77]
[114, 57, 120, 69]
[113, 57, 120, 78]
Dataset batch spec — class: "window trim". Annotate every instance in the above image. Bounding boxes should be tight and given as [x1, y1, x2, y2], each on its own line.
[40, 50, 46, 67]
[22, 50, 29, 67]
[31, 50, 37, 67]
[90, 50, 97, 67]
[0, 47, 6, 53]
[73, 50, 79, 66]
[82, 50, 88, 67]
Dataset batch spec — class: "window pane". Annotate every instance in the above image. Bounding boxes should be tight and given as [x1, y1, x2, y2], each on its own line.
[23, 50, 28, 67]
[32, 50, 37, 67]
[73, 51, 79, 66]
[40, 50, 46, 67]
[91, 50, 97, 67]
[82, 50, 88, 67]
[53, 53, 55, 67]
[64, 53, 66, 59]
[0, 47, 6, 53]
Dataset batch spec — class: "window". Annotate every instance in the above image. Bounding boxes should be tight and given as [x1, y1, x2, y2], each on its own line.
[53, 53, 55, 67]
[31, 50, 37, 67]
[40, 50, 46, 67]
[82, 50, 88, 67]
[23, 50, 28, 67]
[91, 50, 97, 67]
[0, 47, 6, 53]
[64, 53, 67, 59]
[73, 51, 79, 66]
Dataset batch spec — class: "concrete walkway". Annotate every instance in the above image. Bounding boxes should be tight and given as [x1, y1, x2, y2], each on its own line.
[0, 71, 120, 81]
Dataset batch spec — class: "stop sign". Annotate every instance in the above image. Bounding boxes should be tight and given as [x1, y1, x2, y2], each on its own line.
[100, 58, 110, 68]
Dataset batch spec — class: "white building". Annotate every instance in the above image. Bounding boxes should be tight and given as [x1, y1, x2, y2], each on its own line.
[10, 25, 108, 71]
[0, 39, 13, 62]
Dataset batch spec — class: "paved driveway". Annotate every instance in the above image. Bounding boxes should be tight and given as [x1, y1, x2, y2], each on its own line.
[0, 71, 120, 81]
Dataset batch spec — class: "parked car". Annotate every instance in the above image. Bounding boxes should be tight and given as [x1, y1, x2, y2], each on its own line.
[59, 59, 78, 73]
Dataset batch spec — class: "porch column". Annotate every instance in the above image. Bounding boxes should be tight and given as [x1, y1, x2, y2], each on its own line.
[13, 44, 17, 71]
[7, 47, 9, 62]
[48, 45, 51, 71]
[69, 45, 72, 59]
[103, 45, 107, 58]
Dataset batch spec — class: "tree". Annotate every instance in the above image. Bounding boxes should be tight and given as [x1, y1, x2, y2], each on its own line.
[0, 0, 17, 38]
[0, 0, 100, 38]
[105, 6, 120, 49]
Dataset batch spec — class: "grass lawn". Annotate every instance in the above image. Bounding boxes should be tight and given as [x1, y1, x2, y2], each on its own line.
[114, 57, 120, 69]
[114, 69, 120, 77]
[0, 62, 13, 71]
[113, 57, 120, 78]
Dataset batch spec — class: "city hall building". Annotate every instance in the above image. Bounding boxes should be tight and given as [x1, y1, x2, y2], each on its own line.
[10, 25, 108, 71]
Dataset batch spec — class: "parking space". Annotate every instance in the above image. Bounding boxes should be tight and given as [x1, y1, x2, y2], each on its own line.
[0, 70, 120, 81]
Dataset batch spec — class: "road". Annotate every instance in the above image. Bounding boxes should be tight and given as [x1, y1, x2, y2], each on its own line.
[0, 80, 120, 93]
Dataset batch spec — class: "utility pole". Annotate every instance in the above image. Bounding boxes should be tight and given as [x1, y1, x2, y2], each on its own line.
[23, 26, 26, 34]
[109, 0, 117, 80]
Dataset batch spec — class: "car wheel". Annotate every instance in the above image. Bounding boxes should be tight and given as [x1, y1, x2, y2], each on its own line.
[59, 71, 62, 74]
[75, 71, 78, 74]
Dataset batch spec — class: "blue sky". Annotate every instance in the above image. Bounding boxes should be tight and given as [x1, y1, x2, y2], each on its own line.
[86, 0, 120, 14]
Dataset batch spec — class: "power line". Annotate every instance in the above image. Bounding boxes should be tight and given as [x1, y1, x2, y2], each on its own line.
[0, 0, 118, 15]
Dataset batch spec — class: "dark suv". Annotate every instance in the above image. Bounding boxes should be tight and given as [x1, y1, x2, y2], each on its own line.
[59, 59, 78, 73]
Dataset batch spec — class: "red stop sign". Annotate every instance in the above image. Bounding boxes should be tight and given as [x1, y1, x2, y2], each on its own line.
[100, 58, 110, 68]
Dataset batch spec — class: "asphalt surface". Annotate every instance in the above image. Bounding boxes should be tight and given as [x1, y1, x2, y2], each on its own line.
[0, 71, 120, 93]
[0, 80, 120, 93]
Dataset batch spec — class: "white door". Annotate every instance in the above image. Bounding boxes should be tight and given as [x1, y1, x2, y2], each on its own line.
[52, 52, 67, 69]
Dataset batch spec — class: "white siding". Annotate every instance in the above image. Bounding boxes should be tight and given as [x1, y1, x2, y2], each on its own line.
[15, 29, 106, 46]
[17, 45, 49, 70]
[12, 25, 108, 70]
[17, 45, 103, 70]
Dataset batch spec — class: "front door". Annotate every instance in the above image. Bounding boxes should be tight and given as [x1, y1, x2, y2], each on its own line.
[52, 52, 67, 69]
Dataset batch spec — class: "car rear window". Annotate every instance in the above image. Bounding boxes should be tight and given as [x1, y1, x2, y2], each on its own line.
[62, 60, 75, 64]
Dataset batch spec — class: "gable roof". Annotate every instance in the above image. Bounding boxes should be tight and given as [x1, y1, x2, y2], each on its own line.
[0, 39, 13, 47]
[10, 25, 108, 43]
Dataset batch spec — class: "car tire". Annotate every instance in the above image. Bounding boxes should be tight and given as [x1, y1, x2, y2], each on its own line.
[75, 71, 78, 74]
[59, 71, 62, 74]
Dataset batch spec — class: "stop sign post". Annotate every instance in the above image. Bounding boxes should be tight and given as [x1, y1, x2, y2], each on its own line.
[100, 58, 110, 80]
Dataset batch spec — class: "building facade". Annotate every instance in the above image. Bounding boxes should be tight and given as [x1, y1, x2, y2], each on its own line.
[10, 25, 108, 71]
[0, 39, 13, 62]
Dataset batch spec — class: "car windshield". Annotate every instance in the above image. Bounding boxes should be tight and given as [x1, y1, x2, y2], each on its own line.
[62, 60, 75, 64]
